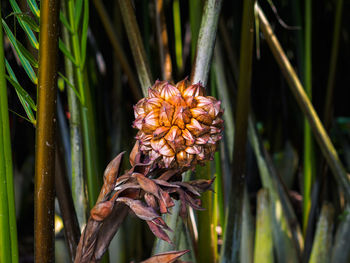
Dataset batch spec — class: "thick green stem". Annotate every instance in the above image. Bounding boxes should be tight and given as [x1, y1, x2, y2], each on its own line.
[0, 2, 18, 261]
[256, 4, 350, 202]
[67, 0, 100, 208]
[118, 0, 152, 95]
[190, 0, 222, 86]
[62, 0, 87, 229]
[34, 0, 60, 261]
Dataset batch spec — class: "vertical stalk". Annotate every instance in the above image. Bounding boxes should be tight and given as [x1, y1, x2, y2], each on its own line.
[189, 0, 202, 62]
[221, 0, 254, 262]
[303, 0, 314, 235]
[324, 0, 343, 129]
[0, 2, 18, 261]
[190, 0, 223, 86]
[173, 0, 183, 72]
[62, 0, 87, 229]
[118, 0, 152, 94]
[34, 0, 60, 261]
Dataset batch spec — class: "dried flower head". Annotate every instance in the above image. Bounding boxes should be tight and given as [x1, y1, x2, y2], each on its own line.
[133, 79, 224, 169]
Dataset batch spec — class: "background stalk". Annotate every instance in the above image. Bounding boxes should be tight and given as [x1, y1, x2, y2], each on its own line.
[34, 0, 60, 261]
[118, 0, 152, 94]
[303, 0, 314, 235]
[0, 2, 18, 260]
[221, 0, 254, 261]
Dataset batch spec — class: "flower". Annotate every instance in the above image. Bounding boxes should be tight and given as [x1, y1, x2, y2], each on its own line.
[133, 79, 224, 169]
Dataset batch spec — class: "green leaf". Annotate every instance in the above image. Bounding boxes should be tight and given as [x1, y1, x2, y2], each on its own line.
[26, 0, 40, 18]
[59, 38, 78, 66]
[6, 76, 37, 111]
[2, 20, 38, 84]
[16, 40, 38, 68]
[58, 72, 82, 102]
[60, 12, 73, 34]
[14, 13, 39, 32]
[5, 61, 36, 124]
[80, 0, 89, 66]
[8, 0, 39, 49]
[74, 0, 83, 29]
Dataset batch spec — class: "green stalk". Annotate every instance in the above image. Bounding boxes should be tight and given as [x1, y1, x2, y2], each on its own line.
[191, 0, 223, 86]
[189, 0, 202, 62]
[303, 0, 314, 235]
[0, 3, 17, 261]
[256, 4, 350, 202]
[62, 0, 87, 229]
[221, 0, 254, 262]
[324, 0, 343, 129]
[118, 0, 152, 95]
[34, 0, 60, 260]
[67, 0, 100, 208]
[196, 163, 217, 263]
[173, 0, 183, 72]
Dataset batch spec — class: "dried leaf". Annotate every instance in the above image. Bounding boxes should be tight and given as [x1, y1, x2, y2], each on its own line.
[188, 177, 215, 193]
[90, 201, 114, 221]
[145, 192, 158, 210]
[132, 172, 161, 199]
[130, 141, 140, 166]
[146, 221, 173, 245]
[153, 179, 180, 188]
[98, 152, 125, 202]
[117, 197, 159, 221]
[141, 250, 190, 263]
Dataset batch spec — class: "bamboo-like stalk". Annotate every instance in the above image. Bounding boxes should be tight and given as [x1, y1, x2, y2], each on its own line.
[190, 0, 222, 86]
[0, 3, 18, 261]
[173, 0, 183, 73]
[221, 0, 254, 262]
[154, 0, 172, 81]
[62, 0, 87, 229]
[189, 0, 202, 62]
[34, 0, 60, 260]
[303, 0, 314, 235]
[256, 4, 350, 201]
[324, 0, 343, 129]
[66, 0, 101, 208]
[92, 0, 142, 101]
[118, 0, 152, 95]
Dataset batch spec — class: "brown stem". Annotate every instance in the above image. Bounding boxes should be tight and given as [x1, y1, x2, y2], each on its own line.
[34, 0, 60, 261]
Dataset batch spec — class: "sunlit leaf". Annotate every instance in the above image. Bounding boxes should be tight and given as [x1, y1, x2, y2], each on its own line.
[2, 19, 38, 84]
[74, 0, 83, 29]
[26, 0, 40, 18]
[8, 0, 39, 49]
[14, 13, 39, 32]
[59, 12, 73, 34]
[16, 40, 38, 68]
[58, 72, 82, 102]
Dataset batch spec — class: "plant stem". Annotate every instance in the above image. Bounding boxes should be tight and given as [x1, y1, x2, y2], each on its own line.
[118, 0, 152, 95]
[62, 0, 87, 229]
[34, 0, 60, 260]
[0, 2, 18, 261]
[303, 0, 314, 236]
[324, 0, 343, 129]
[221, 0, 254, 262]
[92, 0, 141, 101]
[189, 0, 202, 62]
[173, 0, 183, 72]
[256, 4, 350, 202]
[191, 0, 223, 86]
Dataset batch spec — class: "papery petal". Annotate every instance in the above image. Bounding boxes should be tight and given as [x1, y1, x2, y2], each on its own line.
[172, 106, 191, 129]
[160, 83, 180, 101]
[190, 108, 212, 125]
[159, 101, 174, 127]
[182, 129, 195, 146]
[182, 83, 204, 97]
[153, 126, 170, 139]
[142, 110, 160, 133]
[186, 118, 209, 137]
